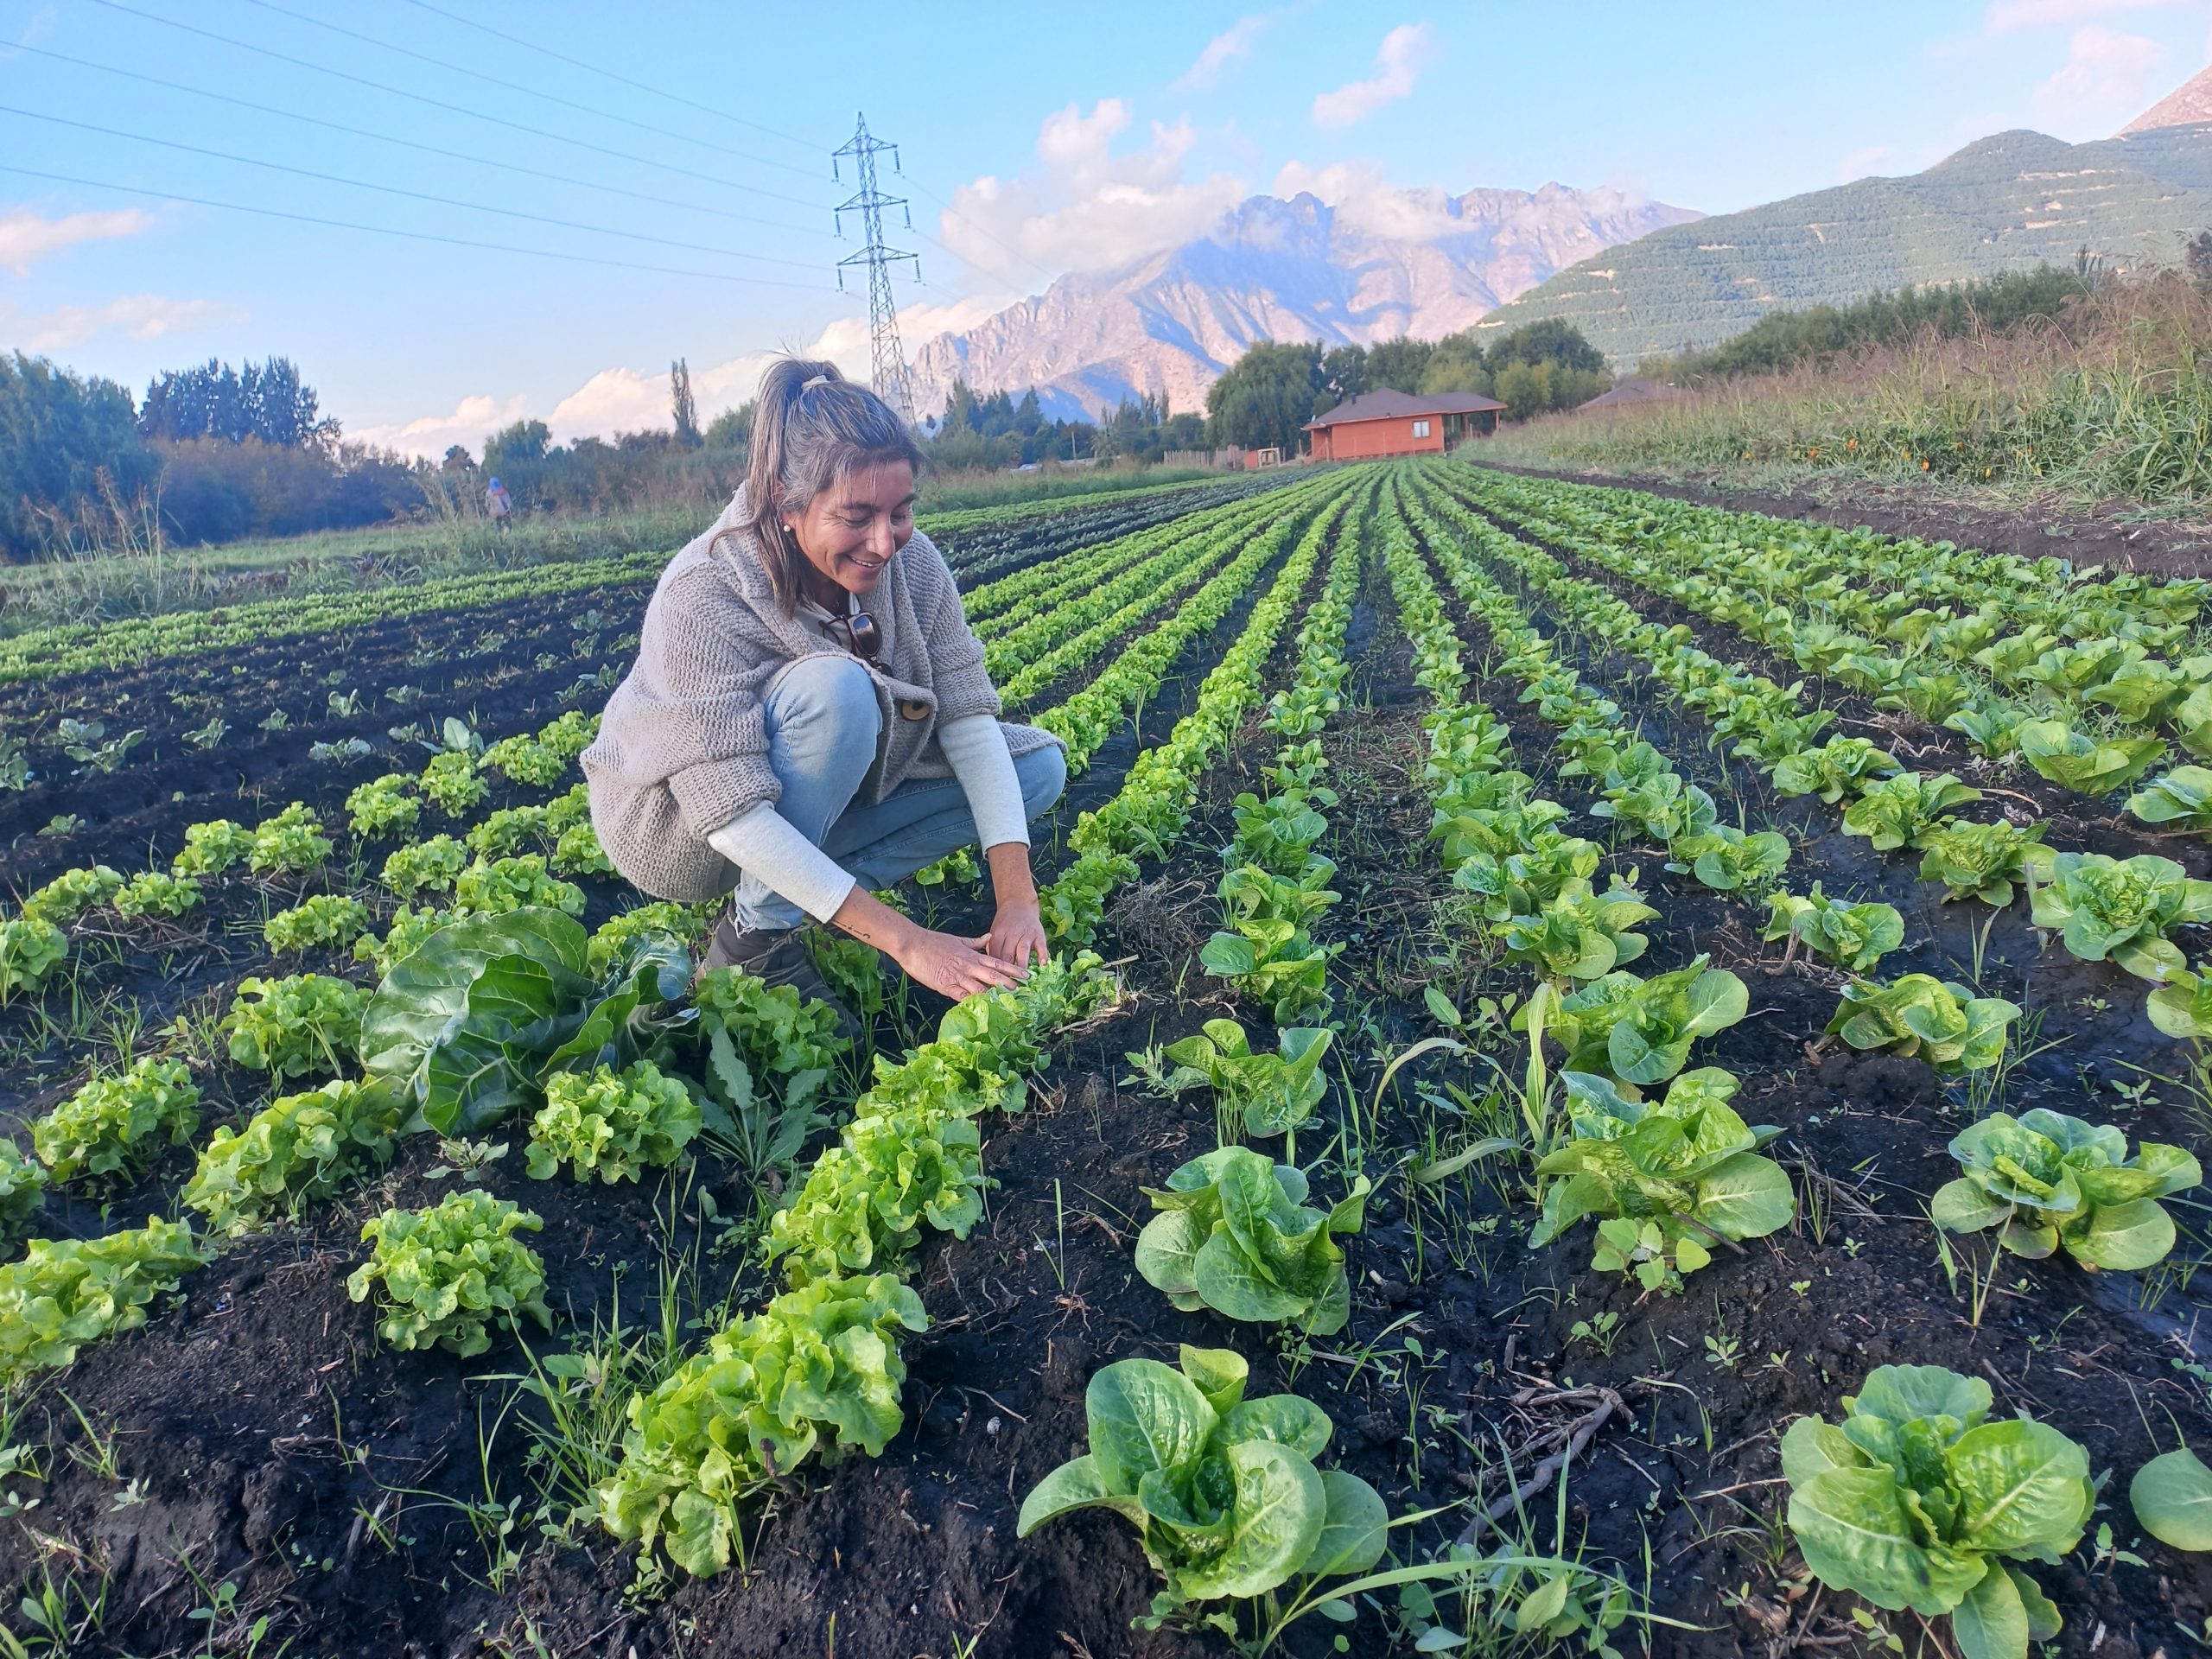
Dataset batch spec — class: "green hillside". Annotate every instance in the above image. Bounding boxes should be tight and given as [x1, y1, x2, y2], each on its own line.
[1476, 124, 2212, 366]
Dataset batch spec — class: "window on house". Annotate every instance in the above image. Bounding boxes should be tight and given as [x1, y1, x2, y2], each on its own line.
[1412, 419, 1431, 437]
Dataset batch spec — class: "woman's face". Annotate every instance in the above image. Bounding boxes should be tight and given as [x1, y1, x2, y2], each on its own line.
[790, 461, 915, 600]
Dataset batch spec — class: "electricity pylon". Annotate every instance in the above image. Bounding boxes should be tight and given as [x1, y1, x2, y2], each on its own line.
[833, 112, 920, 422]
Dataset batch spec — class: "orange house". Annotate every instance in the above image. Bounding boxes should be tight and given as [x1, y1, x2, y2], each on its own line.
[1301, 388, 1506, 461]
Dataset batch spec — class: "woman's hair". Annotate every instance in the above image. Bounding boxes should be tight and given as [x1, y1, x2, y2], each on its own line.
[735, 358, 925, 613]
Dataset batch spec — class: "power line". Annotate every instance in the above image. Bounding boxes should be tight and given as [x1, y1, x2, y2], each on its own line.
[9, 41, 836, 239]
[86, 0, 833, 213]
[0, 163, 840, 289]
[234, 0, 826, 182]
[0, 104, 825, 271]
[396, 0, 827, 156]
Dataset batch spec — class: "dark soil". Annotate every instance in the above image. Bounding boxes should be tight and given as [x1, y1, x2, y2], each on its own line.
[1483, 459, 2212, 582]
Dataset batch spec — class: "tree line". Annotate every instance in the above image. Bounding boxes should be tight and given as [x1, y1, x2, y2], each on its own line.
[1203, 319, 1612, 454]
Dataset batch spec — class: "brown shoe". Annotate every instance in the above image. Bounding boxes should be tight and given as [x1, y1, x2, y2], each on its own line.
[701, 911, 862, 1046]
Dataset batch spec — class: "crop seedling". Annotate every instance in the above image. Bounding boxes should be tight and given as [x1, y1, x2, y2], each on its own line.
[345, 774, 422, 839]
[1134, 1147, 1369, 1334]
[111, 871, 201, 922]
[0, 915, 67, 1001]
[1783, 1363, 2089, 1659]
[346, 1188, 554, 1356]
[172, 818, 251, 876]
[422, 749, 489, 815]
[1917, 818, 2048, 907]
[22, 864, 122, 923]
[453, 855, 586, 918]
[1016, 1344, 1386, 1633]
[382, 834, 467, 897]
[1535, 957, 1750, 1085]
[1932, 1108, 2200, 1269]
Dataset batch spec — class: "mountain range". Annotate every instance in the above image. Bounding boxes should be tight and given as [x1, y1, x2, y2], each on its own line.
[907, 185, 1699, 421]
[906, 71, 2212, 408]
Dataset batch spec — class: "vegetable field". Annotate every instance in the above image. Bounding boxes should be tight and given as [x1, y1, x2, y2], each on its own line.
[3, 458, 2210, 1658]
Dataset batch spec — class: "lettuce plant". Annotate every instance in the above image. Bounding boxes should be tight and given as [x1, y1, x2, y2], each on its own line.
[420, 750, 488, 815]
[1826, 976, 2018, 1074]
[33, 1057, 200, 1183]
[2126, 765, 2212, 831]
[1449, 824, 1598, 922]
[1135, 1020, 1333, 1138]
[1538, 957, 1750, 1085]
[480, 734, 569, 788]
[598, 1273, 928, 1577]
[692, 968, 849, 1112]
[2013, 717, 2164, 796]
[1017, 1345, 1386, 1624]
[1764, 886, 1905, 973]
[360, 907, 690, 1134]
[589, 903, 708, 977]
[0, 1218, 204, 1383]
[466, 805, 552, 859]
[0, 915, 67, 999]
[762, 1094, 983, 1285]
[1532, 1068, 1790, 1294]
[1932, 1109, 2199, 1270]
[354, 904, 455, 976]
[1134, 1147, 1367, 1335]
[0, 1143, 47, 1243]
[1669, 823, 1789, 893]
[1226, 788, 1332, 876]
[2026, 850, 2212, 981]
[1783, 1365, 2089, 1659]
[525, 1060, 701, 1184]
[1772, 736, 1901, 804]
[181, 1077, 408, 1236]
[453, 855, 586, 918]
[1916, 819, 2046, 906]
[22, 865, 122, 923]
[345, 774, 422, 839]
[222, 973, 367, 1078]
[247, 804, 331, 874]
[172, 818, 251, 876]
[382, 835, 467, 898]
[264, 893, 371, 954]
[1499, 878, 1655, 981]
[112, 871, 201, 921]
[346, 1188, 553, 1356]
[551, 822, 615, 878]
[1841, 772, 1981, 851]
[2149, 964, 2212, 1039]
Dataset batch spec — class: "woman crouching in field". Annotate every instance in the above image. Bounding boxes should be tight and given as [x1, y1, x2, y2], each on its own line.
[581, 359, 1065, 1036]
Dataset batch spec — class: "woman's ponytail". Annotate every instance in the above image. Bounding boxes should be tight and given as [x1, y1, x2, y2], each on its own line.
[735, 359, 925, 613]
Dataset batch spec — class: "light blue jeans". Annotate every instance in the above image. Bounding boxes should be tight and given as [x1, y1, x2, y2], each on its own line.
[728, 653, 1068, 933]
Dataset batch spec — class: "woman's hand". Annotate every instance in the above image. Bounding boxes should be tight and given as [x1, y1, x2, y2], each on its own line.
[984, 897, 1051, 970]
[892, 924, 1028, 1001]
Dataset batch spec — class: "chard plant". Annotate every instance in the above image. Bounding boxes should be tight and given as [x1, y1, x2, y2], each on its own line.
[2024, 849, 2212, 981]
[1535, 957, 1750, 1086]
[1532, 1068, 1791, 1295]
[1826, 976, 2019, 1075]
[33, 1057, 200, 1183]
[222, 973, 367, 1079]
[1132, 1020, 1333, 1141]
[1764, 885, 1905, 973]
[0, 1218, 205, 1384]
[346, 1188, 553, 1356]
[1916, 818, 2046, 906]
[1932, 1109, 2200, 1270]
[1783, 1364, 2089, 1659]
[181, 1077, 408, 1236]
[1016, 1345, 1386, 1632]
[525, 1060, 701, 1185]
[597, 1273, 927, 1577]
[1134, 1147, 1367, 1335]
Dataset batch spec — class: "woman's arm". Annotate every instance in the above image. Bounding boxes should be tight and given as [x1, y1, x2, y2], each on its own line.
[937, 715, 1050, 968]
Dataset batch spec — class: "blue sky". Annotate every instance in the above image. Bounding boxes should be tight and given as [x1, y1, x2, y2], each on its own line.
[3, 0, 2209, 455]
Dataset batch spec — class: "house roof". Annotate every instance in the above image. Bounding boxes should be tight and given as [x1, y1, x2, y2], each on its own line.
[1303, 387, 1507, 429]
[1576, 377, 1679, 411]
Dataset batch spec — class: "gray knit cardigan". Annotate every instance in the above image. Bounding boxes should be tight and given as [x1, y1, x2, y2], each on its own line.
[581, 486, 1062, 903]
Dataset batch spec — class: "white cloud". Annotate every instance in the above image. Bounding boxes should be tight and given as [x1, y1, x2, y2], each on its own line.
[1177, 16, 1268, 90]
[1312, 22, 1435, 128]
[1838, 144, 1899, 181]
[0, 292, 239, 353]
[1986, 0, 2178, 32]
[2031, 24, 2166, 127]
[1272, 160, 1464, 239]
[352, 392, 530, 460]
[938, 99, 1248, 283]
[0, 206, 153, 276]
